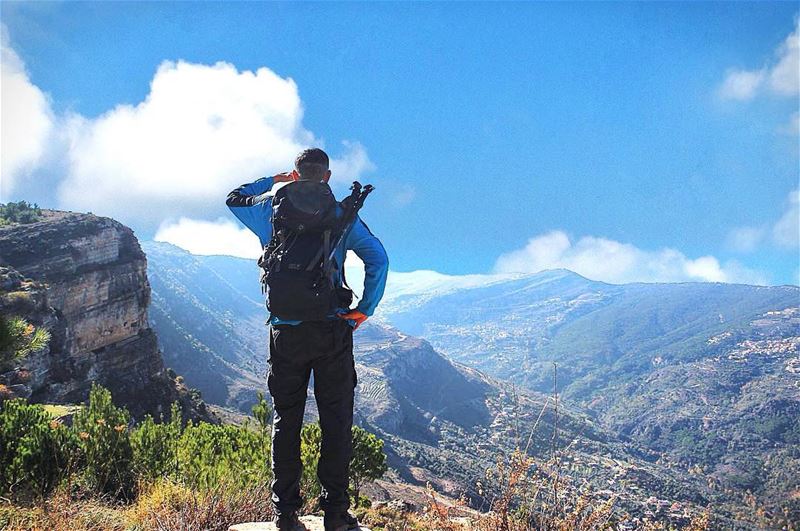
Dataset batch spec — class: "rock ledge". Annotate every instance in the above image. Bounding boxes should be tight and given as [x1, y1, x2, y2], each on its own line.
[229, 516, 371, 530]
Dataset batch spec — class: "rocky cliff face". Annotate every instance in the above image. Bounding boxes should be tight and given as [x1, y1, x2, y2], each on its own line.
[0, 210, 212, 421]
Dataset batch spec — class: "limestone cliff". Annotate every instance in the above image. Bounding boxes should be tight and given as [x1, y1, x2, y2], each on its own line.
[0, 210, 213, 421]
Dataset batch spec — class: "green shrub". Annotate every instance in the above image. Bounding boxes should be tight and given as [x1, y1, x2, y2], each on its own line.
[0, 399, 77, 496]
[0, 201, 42, 224]
[300, 422, 323, 508]
[73, 384, 135, 497]
[297, 423, 387, 509]
[350, 425, 388, 502]
[0, 385, 389, 510]
[131, 402, 182, 482]
[0, 316, 50, 370]
[177, 421, 271, 490]
[251, 390, 271, 436]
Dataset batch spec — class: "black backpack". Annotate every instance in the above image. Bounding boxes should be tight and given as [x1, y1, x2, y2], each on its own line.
[258, 180, 372, 321]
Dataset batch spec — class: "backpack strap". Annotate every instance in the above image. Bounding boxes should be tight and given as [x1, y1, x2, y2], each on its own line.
[305, 229, 331, 272]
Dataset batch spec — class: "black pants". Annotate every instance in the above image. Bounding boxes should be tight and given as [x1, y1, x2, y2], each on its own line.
[268, 319, 356, 516]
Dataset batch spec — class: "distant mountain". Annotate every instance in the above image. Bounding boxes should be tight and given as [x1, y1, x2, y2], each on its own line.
[374, 269, 800, 520]
[141, 241, 266, 410]
[141, 242, 717, 519]
[350, 321, 719, 516]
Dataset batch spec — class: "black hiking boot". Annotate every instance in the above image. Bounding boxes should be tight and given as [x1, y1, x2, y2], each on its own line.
[275, 512, 304, 531]
[324, 511, 359, 531]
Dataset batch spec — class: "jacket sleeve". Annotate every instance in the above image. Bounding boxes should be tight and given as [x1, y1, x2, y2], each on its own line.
[345, 216, 389, 317]
[225, 176, 274, 247]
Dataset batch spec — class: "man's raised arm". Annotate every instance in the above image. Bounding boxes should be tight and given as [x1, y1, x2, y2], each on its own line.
[225, 172, 295, 247]
[344, 217, 389, 325]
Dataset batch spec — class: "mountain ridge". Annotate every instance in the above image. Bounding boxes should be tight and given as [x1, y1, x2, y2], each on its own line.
[0, 210, 213, 422]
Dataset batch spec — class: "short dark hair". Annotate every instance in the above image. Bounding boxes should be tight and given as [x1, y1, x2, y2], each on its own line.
[294, 148, 330, 181]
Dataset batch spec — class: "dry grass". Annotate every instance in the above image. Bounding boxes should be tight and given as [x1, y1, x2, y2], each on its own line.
[128, 479, 274, 531]
[356, 504, 429, 531]
[0, 490, 126, 531]
[0, 480, 274, 531]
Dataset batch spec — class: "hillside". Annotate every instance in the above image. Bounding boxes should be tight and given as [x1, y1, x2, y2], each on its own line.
[375, 269, 800, 521]
[142, 246, 800, 523]
[141, 241, 265, 410]
[141, 242, 727, 522]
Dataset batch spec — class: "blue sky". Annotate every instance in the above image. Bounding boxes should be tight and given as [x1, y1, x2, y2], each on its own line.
[2, 2, 798, 286]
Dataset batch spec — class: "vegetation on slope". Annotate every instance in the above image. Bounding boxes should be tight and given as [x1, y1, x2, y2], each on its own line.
[0, 201, 43, 225]
[0, 385, 388, 530]
[0, 315, 50, 371]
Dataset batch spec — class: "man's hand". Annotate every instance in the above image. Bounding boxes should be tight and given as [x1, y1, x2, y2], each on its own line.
[337, 310, 368, 331]
[273, 170, 299, 183]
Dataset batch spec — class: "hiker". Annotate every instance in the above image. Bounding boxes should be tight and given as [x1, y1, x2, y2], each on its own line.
[225, 148, 389, 531]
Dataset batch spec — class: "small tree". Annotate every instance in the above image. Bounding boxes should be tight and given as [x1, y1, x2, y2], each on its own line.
[0, 399, 77, 496]
[251, 391, 271, 435]
[131, 402, 182, 481]
[73, 384, 135, 498]
[0, 315, 50, 370]
[349, 425, 388, 504]
[300, 422, 323, 508]
[0, 201, 42, 224]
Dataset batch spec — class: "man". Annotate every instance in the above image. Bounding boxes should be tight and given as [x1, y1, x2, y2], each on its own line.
[226, 148, 389, 531]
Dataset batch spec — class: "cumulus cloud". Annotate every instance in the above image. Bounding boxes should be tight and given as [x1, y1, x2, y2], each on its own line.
[493, 230, 767, 285]
[718, 69, 766, 101]
[726, 226, 767, 253]
[772, 189, 800, 248]
[154, 217, 261, 259]
[718, 18, 799, 101]
[0, 52, 379, 258]
[785, 111, 800, 135]
[329, 140, 375, 185]
[769, 20, 800, 96]
[0, 26, 54, 200]
[727, 189, 799, 252]
[55, 60, 371, 227]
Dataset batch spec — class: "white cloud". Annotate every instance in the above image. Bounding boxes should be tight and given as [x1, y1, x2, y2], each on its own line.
[56, 59, 371, 226]
[154, 217, 261, 259]
[769, 21, 800, 96]
[493, 230, 767, 285]
[785, 111, 800, 135]
[718, 69, 766, 101]
[329, 140, 375, 186]
[726, 226, 767, 253]
[342, 250, 519, 303]
[719, 18, 799, 101]
[727, 189, 799, 252]
[392, 183, 417, 208]
[772, 189, 799, 248]
[0, 26, 54, 200]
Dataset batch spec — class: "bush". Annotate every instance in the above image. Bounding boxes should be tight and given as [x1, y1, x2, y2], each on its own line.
[300, 422, 323, 509]
[298, 423, 388, 511]
[178, 421, 271, 490]
[0, 384, 389, 519]
[73, 384, 135, 498]
[350, 425, 388, 503]
[0, 399, 77, 496]
[131, 402, 182, 482]
[0, 201, 42, 224]
[0, 316, 50, 370]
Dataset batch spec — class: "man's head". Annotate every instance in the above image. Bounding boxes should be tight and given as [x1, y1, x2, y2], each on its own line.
[294, 148, 331, 183]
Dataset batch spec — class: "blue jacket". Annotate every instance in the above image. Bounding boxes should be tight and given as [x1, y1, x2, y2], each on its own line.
[226, 176, 389, 326]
